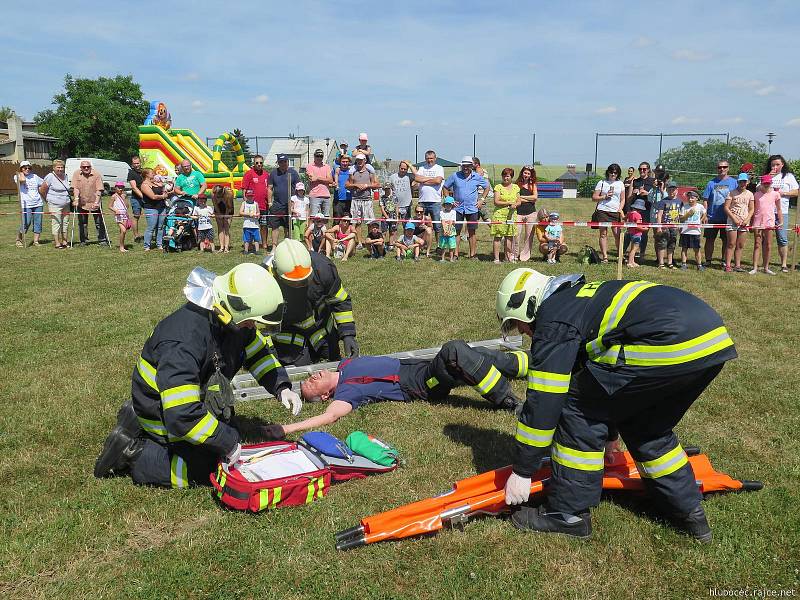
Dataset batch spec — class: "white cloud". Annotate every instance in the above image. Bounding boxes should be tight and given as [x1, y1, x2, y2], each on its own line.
[717, 117, 744, 125]
[729, 79, 762, 90]
[594, 106, 617, 115]
[672, 49, 712, 62]
[672, 116, 701, 125]
[254, 94, 269, 104]
[183, 72, 200, 81]
[398, 119, 414, 127]
[191, 100, 205, 108]
[755, 85, 776, 96]
[633, 36, 654, 48]
[786, 118, 800, 127]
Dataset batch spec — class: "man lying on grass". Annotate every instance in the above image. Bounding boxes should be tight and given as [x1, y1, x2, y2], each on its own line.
[263, 341, 529, 438]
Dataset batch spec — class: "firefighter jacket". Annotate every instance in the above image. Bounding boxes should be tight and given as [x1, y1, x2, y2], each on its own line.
[272, 252, 356, 363]
[131, 303, 291, 456]
[512, 279, 737, 477]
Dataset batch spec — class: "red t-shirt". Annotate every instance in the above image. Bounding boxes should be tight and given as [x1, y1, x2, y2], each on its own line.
[241, 168, 270, 211]
[627, 209, 646, 235]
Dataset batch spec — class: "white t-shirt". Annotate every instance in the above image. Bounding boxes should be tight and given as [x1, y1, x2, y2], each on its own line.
[43, 172, 71, 207]
[291, 194, 309, 220]
[416, 164, 445, 204]
[241, 200, 259, 229]
[15, 173, 44, 208]
[680, 203, 706, 235]
[193, 205, 214, 230]
[770, 172, 798, 214]
[594, 179, 624, 213]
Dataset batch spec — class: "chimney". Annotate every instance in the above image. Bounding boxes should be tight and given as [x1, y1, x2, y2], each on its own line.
[567, 163, 577, 175]
[7, 112, 25, 162]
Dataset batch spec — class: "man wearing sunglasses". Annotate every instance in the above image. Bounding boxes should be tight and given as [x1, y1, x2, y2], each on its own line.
[242, 155, 271, 246]
[94, 263, 301, 488]
[625, 162, 655, 259]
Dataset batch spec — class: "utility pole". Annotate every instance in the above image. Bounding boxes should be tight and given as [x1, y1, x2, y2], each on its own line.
[767, 132, 776, 153]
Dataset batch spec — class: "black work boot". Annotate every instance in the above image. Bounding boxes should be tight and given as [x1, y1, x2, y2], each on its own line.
[511, 505, 592, 539]
[94, 427, 142, 478]
[116, 400, 142, 437]
[671, 505, 712, 543]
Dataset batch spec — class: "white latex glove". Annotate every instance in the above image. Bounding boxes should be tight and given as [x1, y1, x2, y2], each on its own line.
[225, 442, 241, 467]
[504, 472, 532, 505]
[279, 388, 303, 416]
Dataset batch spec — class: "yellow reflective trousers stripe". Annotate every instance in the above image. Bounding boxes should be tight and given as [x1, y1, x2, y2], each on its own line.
[170, 454, 188, 488]
[551, 443, 604, 471]
[474, 365, 501, 395]
[637, 445, 688, 478]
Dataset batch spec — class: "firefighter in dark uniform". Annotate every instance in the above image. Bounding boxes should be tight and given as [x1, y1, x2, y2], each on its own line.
[498, 269, 736, 542]
[265, 239, 358, 366]
[94, 263, 303, 488]
[266, 341, 527, 438]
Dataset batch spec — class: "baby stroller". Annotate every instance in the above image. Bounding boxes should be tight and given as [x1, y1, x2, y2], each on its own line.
[163, 196, 198, 252]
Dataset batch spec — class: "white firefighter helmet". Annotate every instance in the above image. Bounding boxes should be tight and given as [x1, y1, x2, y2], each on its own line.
[212, 263, 285, 329]
[496, 268, 553, 337]
[273, 238, 313, 284]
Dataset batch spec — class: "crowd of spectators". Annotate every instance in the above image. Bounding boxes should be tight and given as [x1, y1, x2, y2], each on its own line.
[12, 141, 797, 273]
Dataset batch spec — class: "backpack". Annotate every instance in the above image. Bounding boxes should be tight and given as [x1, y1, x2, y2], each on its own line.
[211, 435, 397, 513]
[579, 245, 601, 265]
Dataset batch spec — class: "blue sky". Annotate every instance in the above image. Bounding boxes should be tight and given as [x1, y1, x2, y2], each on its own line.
[3, 0, 800, 171]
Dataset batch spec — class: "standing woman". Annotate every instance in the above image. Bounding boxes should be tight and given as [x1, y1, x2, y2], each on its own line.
[140, 168, 168, 251]
[623, 166, 635, 207]
[591, 163, 625, 262]
[491, 168, 520, 263]
[514, 165, 539, 261]
[212, 185, 234, 252]
[39, 159, 72, 249]
[762, 155, 798, 273]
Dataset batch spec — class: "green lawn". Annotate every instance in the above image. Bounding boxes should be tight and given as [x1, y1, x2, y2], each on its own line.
[1, 195, 798, 599]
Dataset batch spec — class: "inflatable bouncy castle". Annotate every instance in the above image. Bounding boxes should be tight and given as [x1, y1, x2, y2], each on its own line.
[139, 101, 249, 196]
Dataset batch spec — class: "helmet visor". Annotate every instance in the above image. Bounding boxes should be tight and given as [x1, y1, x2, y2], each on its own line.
[251, 302, 285, 332]
[500, 318, 519, 340]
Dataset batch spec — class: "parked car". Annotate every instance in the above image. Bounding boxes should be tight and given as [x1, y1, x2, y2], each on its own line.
[66, 158, 131, 193]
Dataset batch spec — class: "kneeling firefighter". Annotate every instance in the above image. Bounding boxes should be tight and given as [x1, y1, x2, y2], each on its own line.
[498, 270, 737, 542]
[264, 239, 359, 366]
[94, 263, 303, 488]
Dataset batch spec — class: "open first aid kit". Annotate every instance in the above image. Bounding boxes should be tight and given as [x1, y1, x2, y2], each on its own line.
[211, 432, 399, 512]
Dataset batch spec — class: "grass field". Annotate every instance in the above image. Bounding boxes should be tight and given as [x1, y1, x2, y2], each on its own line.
[1, 193, 798, 599]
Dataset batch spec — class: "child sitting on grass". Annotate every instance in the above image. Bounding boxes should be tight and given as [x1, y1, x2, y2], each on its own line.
[395, 221, 423, 261]
[305, 212, 329, 255]
[325, 214, 357, 261]
[108, 181, 130, 253]
[363, 220, 386, 258]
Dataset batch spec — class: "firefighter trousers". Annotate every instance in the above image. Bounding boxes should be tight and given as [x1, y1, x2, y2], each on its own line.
[277, 330, 342, 367]
[399, 340, 522, 405]
[130, 437, 221, 489]
[547, 363, 724, 517]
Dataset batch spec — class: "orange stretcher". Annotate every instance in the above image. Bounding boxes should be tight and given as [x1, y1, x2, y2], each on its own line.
[334, 447, 762, 550]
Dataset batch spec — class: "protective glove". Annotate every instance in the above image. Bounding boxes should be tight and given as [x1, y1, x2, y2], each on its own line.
[342, 336, 359, 358]
[279, 387, 303, 416]
[225, 442, 241, 467]
[504, 472, 532, 505]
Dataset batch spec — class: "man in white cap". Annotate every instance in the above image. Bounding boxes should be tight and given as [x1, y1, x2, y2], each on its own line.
[354, 132, 373, 165]
[443, 156, 490, 259]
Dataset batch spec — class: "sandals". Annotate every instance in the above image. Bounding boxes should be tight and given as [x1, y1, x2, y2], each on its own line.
[781, 266, 789, 273]
[600, 258, 609, 264]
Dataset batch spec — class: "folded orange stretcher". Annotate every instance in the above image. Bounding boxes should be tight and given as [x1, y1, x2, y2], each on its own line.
[334, 447, 762, 550]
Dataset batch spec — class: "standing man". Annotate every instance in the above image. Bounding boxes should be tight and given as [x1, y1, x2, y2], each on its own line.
[702, 160, 738, 267]
[444, 156, 489, 259]
[626, 162, 655, 258]
[346, 153, 379, 247]
[72, 160, 107, 246]
[354, 133, 373, 165]
[173, 159, 207, 199]
[241, 155, 271, 246]
[413, 150, 446, 242]
[94, 263, 302, 487]
[391, 160, 415, 224]
[333, 155, 353, 220]
[127, 156, 144, 242]
[306, 149, 334, 218]
[269, 154, 300, 251]
[497, 269, 737, 541]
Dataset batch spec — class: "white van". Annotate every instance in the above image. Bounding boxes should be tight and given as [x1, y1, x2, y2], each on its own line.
[66, 158, 131, 193]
